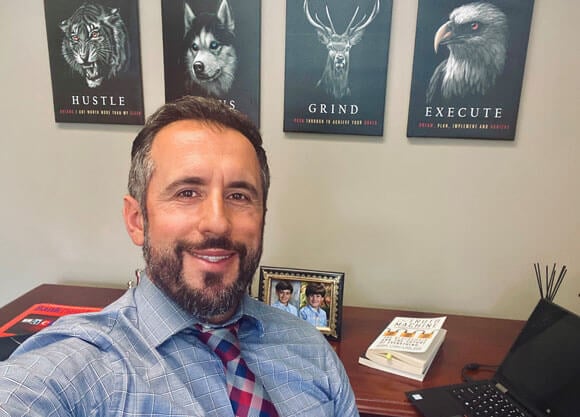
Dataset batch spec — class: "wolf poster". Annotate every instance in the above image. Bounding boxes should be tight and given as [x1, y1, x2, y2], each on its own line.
[284, 0, 392, 136]
[162, 0, 261, 127]
[44, 0, 145, 125]
[407, 0, 535, 140]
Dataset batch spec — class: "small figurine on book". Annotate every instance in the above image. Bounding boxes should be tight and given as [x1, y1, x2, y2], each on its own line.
[359, 316, 447, 381]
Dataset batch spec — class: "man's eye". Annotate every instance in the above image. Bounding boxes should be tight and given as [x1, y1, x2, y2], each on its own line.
[178, 190, 198, 198]
[228, 192, 248, 201]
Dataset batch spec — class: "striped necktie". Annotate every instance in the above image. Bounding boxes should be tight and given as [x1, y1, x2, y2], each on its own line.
[194, 323, 279, 417]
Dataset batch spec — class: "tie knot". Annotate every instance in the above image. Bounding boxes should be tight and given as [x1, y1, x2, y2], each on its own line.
[194, 323, 241, 364]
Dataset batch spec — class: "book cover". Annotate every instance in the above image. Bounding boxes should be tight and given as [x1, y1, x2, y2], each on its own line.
[366, 328, 447, 372]
[407, 0, 535, 140]
[44, 0, 145, 125]
[283, 0, 392, 136]
[161, 0, 261, 127]
[0, 303, 102, 337]
[367, 316, 447, 354]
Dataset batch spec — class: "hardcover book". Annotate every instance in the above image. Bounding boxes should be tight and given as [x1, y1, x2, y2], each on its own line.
[359, 316, 447, 381]
[0, 303, 102, 337]
[406, 0, 535, 140]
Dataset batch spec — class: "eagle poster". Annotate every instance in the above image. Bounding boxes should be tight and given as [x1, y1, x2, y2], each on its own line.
[407, 0, 535, 140]
[284, 0, 392, 136]
[44, 0, 145, 125]
[161, 0, 261, 127]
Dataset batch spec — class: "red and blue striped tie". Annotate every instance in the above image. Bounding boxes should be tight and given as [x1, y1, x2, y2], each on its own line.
[194, 323, 279, 417]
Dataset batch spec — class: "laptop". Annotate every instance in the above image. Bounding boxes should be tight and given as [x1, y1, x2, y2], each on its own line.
[406, 299, 580, 417]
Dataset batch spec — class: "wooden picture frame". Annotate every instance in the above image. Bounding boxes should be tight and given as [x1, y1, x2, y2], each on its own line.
[258, 266, 344, 340]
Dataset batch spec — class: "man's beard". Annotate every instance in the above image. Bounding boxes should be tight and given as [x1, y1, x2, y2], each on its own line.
[142, 234, 261, 322]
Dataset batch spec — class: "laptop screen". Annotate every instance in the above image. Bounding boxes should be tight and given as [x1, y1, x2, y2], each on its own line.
[496, 299, 580, 417]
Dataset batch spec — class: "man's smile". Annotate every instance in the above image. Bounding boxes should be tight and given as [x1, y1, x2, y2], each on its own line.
[191, 251, 235, 263]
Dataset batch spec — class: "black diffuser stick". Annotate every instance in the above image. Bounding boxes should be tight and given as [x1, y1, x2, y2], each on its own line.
[534, 263, 543, 299]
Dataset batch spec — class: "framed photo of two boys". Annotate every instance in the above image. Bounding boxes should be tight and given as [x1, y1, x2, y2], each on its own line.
[258, 266, 345, 340]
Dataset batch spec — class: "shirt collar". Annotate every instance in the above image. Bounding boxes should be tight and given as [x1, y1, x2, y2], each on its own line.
[306, 304, 320, 313]
[134, 273, 263, 347]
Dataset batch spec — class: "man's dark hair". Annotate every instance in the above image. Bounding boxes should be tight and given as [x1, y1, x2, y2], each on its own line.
[305, 282, 326, 297]
[275, 280, 293, 293]
[128, 96, 270, 219]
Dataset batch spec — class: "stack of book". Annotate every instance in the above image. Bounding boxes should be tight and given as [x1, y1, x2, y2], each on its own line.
[359, 315, 447, 381]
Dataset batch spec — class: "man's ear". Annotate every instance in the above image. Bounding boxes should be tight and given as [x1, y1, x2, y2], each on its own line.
[123, 195, 145, 246]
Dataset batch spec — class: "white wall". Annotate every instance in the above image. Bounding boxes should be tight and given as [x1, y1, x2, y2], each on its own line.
[0, 1, 578, 320]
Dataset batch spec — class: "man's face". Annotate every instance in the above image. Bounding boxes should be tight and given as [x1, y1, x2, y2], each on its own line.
[308, 294, 323, 309]
[130, 120, 265, 323]
[277, 289, 292, 305]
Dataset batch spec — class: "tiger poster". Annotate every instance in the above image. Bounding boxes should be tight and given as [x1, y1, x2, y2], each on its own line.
[44, 0, 145, 125]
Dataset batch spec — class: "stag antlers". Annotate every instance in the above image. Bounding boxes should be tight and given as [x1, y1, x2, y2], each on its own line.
[303, 0, 380, 41]
[303, 0, 380, 99]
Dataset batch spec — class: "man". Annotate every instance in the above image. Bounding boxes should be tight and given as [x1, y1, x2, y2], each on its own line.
[0, 96, 358, 417]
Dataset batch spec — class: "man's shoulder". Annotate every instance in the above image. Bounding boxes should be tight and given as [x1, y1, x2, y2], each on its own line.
[245, 297, 324, 341]
[11, 291, 139, 357]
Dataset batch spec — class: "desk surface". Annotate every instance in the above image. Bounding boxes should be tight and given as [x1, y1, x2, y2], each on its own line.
[333, 305, 524, 417]
[0, 284, 524, 417]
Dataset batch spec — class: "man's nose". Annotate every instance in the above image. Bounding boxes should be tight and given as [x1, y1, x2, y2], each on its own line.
[198, 194, 231, 236]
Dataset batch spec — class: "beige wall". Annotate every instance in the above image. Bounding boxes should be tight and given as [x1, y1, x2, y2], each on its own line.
[0, 1, 578, 320]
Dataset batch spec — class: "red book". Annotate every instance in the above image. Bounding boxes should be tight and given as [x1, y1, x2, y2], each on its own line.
[0, 303, 101, 337]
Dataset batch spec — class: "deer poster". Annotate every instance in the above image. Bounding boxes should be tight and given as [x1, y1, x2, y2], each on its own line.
[283, 0, 392, 136]
[407, 0, 535, 140]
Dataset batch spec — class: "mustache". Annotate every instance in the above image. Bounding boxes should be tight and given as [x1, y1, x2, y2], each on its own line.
[175, 236, 247, 257]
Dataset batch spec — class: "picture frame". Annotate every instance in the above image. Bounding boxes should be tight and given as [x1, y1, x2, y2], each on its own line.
[258, 266, 344, 340]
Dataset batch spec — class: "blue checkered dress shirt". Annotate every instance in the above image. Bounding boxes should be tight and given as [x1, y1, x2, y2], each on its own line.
[0, 275, 358, 417]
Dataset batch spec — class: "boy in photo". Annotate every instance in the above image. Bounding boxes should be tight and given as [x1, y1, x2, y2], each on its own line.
[272, 281, 298, 316]
[299, 283, 328, 328]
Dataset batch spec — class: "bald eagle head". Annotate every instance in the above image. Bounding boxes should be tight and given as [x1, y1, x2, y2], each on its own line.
[427, 2, 508, 103]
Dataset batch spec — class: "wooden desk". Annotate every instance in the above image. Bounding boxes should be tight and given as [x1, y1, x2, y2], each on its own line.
[333, 307, 524, 417]
[0, 285, 525, 417]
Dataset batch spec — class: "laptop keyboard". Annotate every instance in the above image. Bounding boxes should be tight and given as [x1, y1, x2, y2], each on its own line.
[450, 382, 532, 417]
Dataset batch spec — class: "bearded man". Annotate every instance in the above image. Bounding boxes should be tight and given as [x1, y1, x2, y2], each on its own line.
[0, 97, 358, 417]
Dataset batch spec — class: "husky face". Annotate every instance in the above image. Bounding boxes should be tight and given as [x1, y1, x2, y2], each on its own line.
[184, 0, 237, 97]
